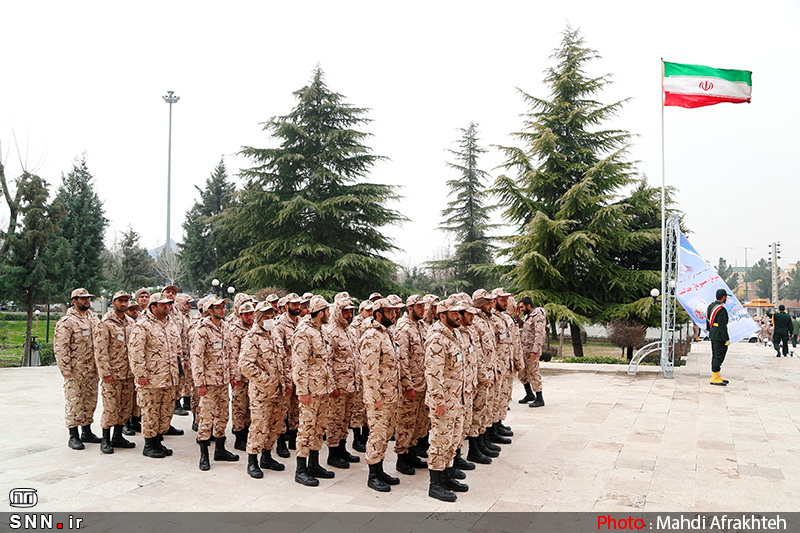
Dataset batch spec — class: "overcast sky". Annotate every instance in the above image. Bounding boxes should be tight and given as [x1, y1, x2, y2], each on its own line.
[3, 1, 799, 286]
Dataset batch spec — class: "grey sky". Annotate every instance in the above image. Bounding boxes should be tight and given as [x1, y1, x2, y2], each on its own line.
[3, 1, 799, 285]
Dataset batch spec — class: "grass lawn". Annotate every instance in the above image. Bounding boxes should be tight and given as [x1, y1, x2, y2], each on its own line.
[548, 339, 629, 359]
[0, 319, 57, 367]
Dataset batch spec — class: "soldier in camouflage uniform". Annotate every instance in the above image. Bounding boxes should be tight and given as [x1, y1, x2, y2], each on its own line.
[128, 293, 182, 459]
[239, 302, 287, 478]
[123, 288, 151, 436]
[323, 296, 362, 469]
[227, 297, 255, 451]
[451, 295, 479, 472]
[55, 288, 102, 450]
[424, 298, 469, 502]
[359, 298, 404, 492]
[393, 294, 429, 475]
[348, 299, 372, 452]
[519, 296, 547, 407]
[94, 291, 137, 454]
[471, 289, 501, 459]
[489, 288, 518, 443]
[173, 293, 194, 414]
[292, 295, 337, 486]
[191, 296, 239, 470]
[273, 293, 302, 456]
[460, 300, 493, 465]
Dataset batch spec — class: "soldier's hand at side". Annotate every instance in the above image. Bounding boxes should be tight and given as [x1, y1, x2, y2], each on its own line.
[404, 389, 416, 400]
[435, 405, 447, 416]
[138, 377, 149, 386]
[374, 400, 384, 409]
[231, 380, 243, 387]
[331, 389, 340, 399]
[284, 386, 293, 397]
[531, 352, 540, 360]
[103, 376, 114, 384]
[299, 394, 311, 405]
[183, 360, 190, 371]
[198, 385, 207, 396]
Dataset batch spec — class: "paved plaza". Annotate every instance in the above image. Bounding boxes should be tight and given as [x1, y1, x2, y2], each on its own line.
[2, 340, 798, 513]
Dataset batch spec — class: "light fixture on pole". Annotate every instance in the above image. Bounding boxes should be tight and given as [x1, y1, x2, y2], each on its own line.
[162, 90, 180, 257]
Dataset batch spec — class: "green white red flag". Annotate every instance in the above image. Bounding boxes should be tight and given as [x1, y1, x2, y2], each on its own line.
[663, 62, 752, 108]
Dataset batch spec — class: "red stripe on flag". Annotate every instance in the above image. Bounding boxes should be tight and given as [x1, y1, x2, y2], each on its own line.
[664, 92, 751, 108]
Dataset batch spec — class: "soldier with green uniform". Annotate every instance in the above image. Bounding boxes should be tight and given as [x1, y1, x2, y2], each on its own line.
[772, 304, 793, 357]
[707, 288, 731, 386]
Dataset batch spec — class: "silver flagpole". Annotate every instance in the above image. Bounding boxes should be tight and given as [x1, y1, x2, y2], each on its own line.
[661, 58, 667, 365]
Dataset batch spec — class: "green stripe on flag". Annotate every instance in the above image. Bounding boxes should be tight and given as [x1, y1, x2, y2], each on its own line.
[664, 62, 752, 85]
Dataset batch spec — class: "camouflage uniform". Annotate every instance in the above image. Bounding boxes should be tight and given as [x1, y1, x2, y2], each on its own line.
[472, 309, 497, 432]
[239, 325, 285, 455]
[226, 315, 251, 432]
[273, 312, 299, 431]
[191, 316, 232, 441]
[171, 305, 193, 402]
[94, 309, 135, 428]
[459, 321, 479, 441]
[128, 309, 181, 438]
[491, 312, 516, 422]
[324, 304, 359, 443]
[393, 314, 429, 454]
[359, 318, 401, 465]
[292, 319, 335, 458]
[520, 307, 547, 392]
[55, 307, 101, 428]
[424, 321, 465, 471]
[347, 316, 367, 428]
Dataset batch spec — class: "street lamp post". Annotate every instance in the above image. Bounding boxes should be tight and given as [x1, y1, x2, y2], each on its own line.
[162, 90, 180, 257]
[211, 279, 236, 299]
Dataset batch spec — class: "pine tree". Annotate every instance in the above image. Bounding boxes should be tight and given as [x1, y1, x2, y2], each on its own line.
[0, 173, 71, 365]
[177, 158, 237, 292]
[492, 27, 661, 356]
[56, 156, 108, 293]
[715, 257, 738, 291]
[429, 123, 497, 291]
[221, 67, 405, 297]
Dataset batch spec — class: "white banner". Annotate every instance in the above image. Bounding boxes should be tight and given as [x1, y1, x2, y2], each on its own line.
[676, 231, 758, 344]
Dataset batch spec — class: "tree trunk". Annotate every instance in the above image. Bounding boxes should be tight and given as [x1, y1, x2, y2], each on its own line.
[558, 324, 566, 357]
[22, 291, 34, 367]
[626, 345, 634, 360]
[570, 323, 584, 357]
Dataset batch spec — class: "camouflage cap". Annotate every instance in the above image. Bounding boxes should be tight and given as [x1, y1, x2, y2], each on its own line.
[308, 295, 330, 314]
[163, 285, 180, 293]
[369, 292, 383, 301]
[336, 297, 357, 310]
[277, 296, 289, 308]
[126, 302, 141, 310]
[386, 294, 403, 307]
[406, 294, 423, 307]
[71, 288, 95, 299]
[335, 291, 351, 301]
[238, 301, 256, 314]
[206, 297, 228, 308]
[423, 294, 440, 304]
[174, 293, 193, 305]
[149, 292, 174, 305]
[358, 300, 374, 312]
[197, 297, 210, 313]
[436, 298, 464, 314]
[254, 301, 276, 316]
[301, 292, 314, 303]
[233, 292, 253, 312]
[450, 292, 470, 302]
[266, 293, 280, 303]
[285, 293, 303, 304]
[491, 287, 513, 297]
[472, 288, 495, 303]
[134, 288, 151, 300]
[111, 290, 131, 301]
[373, 297, 403, 312]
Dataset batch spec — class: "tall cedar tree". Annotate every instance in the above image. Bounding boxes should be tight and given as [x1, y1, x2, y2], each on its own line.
[221, 68, 405, 297]
[103, 227, 157, 293]
[430, 123, 497, 291]
[492, 27, 661, 356]
[178, 158, 237, 291]
[747, 258, 778, 299]
[56, 156, 108, 293]
[0, 173, 71, 364]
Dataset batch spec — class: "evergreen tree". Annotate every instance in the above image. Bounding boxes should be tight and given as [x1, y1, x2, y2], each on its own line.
[56, 156, 108, 293]
[221, 67, 405, 297]
[492, 27, 662, 356]
[715, 257, 738, 291]
[782, 262, 800, 301]
[0, 173, 71, 365]
[429, 123, 497, 291]
[746, 258, 775, 299]
[177, 158, 237, 291]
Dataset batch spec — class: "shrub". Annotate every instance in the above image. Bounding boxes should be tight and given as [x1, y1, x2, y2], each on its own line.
[39, 342, 55, 366]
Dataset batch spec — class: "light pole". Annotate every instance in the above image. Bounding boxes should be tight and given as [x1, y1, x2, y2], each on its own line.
[162, 90, 180, 257]
[211, 279, 236, 300]
[741, 246, 753, 302]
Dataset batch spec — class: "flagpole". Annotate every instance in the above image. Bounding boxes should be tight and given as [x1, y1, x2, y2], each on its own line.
[660, 58, 667, 363]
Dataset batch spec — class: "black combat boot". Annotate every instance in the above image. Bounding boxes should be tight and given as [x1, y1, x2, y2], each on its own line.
[287, 428, 297, 450]
[213, 436, 239, 461]
[308, 449, 335, 478]
[448, 465, 466, 479]
[488, 423, 511, 444]
[143, 437, 166, 459]
[182, 396, 191, 411]
[496, 421, 514, 437]
[367, 462, 390, 492]
[519, 383, 535, 403]
[191, 414, 198, 432]
[360, 426, 370, 450]
[416, 433, 429, 457]
[352, 427, 366, 453]
[156, 434, 173, 456]
[166, 425, 184, 436]
[294, 457, 319, 486]
[122, 417, 136, 436]
[260, 449, 285, 471]
[130, 416, 142, 432]
[276, 432, 290, 458]
[443, 467, 469, 492]
[453, 448, 475, 470]
[428, 470, 456, 502]
[247, 453, 263, 479]
[198, 439, 210, 470]
[376, 460, 400, 485]
[111, 425, 136, 448]
[466, 436, 492, 464]
[68, 427, 84, 450]
[396, 453, 415, 475]
[233, 429, 247, 451]
[174, 400, 188, 416]
[406, 446, 428, 468]
[100, 427, 114, 454]
[80, 425, 102, 444]
[339, 439, 360, 462]
[529, 391, 545, 408]
[479, 433, 500, 456]
[326, 445, 349, 469]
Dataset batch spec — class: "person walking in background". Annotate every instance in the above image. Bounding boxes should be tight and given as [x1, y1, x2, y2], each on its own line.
[772, 304, 793, 358]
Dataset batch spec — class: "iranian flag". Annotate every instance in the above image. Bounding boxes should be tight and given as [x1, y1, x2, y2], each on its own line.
[663, 61, 752, 108]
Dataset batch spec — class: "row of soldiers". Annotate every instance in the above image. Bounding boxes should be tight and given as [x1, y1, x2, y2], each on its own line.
[53, 285, 547, 502]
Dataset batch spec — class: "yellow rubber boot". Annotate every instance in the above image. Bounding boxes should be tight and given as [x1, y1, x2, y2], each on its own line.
[710, 372, 727, 386]
[718, 373, 730, 384]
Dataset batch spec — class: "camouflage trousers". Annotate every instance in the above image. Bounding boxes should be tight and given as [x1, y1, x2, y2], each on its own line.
[365, 401, 397, 465]
[428, 403, 464, 471]
[492, 367, 512, 421]
[349, 388, 366, 428]
[469, 381, 492, 437]
[327, 391, 357, 443]
[137, 387, 174, 438]
[393, 391, 428, 454]
[246, 388, 284, 455]
[179, 362, 194, 398]
[63, 376, 99, 428]
[287, 392, 299, 431]
[131, 403, 141, 417]
[230, 381, 251, 431]
[296, 395, 331, 458]
[197, 384, 230, 441]
[520, 354, 542, 392]
[100, 377, 134, 428]
[460, 389, 474, 442]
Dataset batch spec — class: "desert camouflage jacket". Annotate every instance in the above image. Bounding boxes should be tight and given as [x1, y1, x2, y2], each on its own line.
[94, 310, 134, 380]
[128, 309, 181, 388]
[292, 319, 335, 397]
[239, 325, 283, 398]
[358, 318, 401, 405]
[190, 316, 231, 387]
[424, 321, 465, 409]
[54, 307, 100, 379]
[394, 314, 427, 392]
